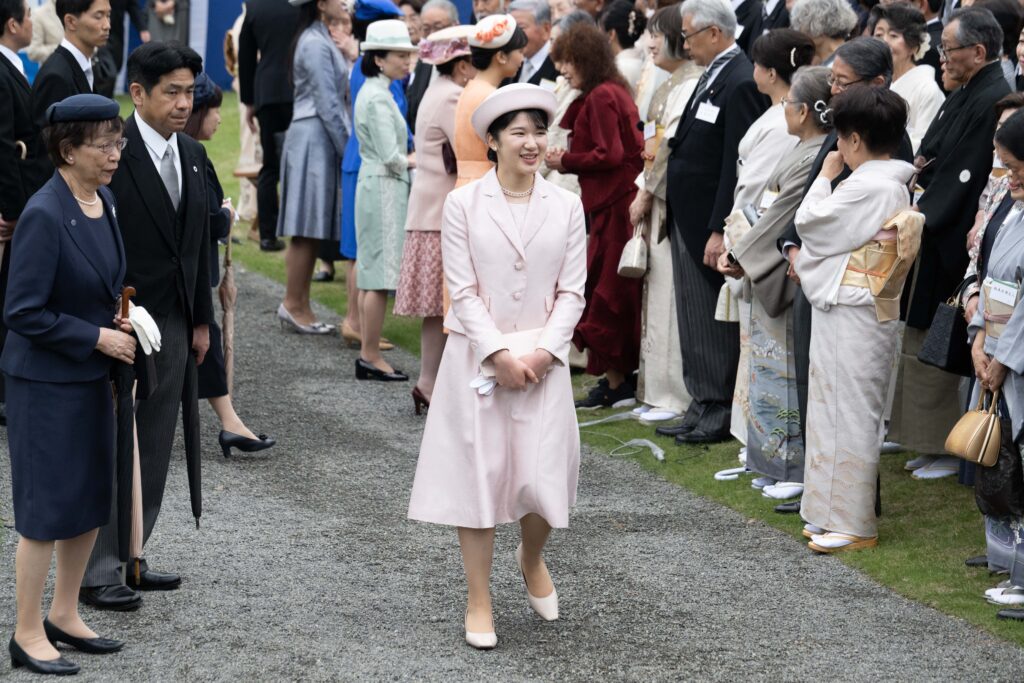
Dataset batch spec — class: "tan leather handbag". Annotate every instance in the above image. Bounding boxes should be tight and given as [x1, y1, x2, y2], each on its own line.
[945, 389, 1002, 467]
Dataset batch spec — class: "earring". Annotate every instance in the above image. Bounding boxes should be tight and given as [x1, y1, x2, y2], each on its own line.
[68, 157, 74, 163]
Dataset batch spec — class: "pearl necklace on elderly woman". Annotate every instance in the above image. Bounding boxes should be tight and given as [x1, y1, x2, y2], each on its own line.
[59, 170, 100, 206]
[500, 184, 533, 198]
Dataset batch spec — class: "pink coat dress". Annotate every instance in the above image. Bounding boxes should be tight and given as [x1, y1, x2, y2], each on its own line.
[407, 170, 587, 529]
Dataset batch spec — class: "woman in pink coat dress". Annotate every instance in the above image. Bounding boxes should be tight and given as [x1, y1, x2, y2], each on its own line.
[407, 84, 587, 651]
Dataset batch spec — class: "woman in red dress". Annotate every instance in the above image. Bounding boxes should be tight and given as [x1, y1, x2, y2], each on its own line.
[547, 22, 644, 409]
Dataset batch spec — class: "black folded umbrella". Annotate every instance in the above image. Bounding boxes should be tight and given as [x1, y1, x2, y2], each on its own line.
[111, 288, 136, 567]
[181, 354, 202, 529]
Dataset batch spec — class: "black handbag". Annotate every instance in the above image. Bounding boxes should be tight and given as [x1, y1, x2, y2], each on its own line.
[917, 276, 975, 377]
[975, 411, 1024, 518]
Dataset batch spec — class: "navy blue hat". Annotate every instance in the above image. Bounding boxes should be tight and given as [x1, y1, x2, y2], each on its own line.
[193, 73, 217, 108]
[46, 94, 120, 125]
[354, 0, 402, 21]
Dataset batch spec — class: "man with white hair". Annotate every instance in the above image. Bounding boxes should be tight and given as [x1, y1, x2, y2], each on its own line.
[473, 0, 505, 19]
[509, 0, 557, 84]
[407, 0, 459, 133]
[659, 0, 768, 444]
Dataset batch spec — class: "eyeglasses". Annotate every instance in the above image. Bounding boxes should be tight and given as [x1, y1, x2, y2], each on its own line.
[826, 72, 864, 90]
[780, 96, 805, 108]
[937, 43, 979, 60]
[680, 25, 713, 42]
[421, 20, 453, 35]
[86, 138, 128, 155]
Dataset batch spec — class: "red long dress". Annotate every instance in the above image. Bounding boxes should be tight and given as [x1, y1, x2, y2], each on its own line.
[560, 80, 645, 376]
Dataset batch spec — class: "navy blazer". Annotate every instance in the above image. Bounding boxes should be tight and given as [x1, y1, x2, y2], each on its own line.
[1, 173, 126, 383]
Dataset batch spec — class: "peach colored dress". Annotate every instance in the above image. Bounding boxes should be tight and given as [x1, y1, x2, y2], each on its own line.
[452, 78, 495, 189]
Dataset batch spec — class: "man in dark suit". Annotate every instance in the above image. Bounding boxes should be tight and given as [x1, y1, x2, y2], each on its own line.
[661, 0, 768, 444]
[81, 41, 213, 611]
[407, 0, 458, 133]
[886, 7, 1011, 468]
[733, 0, 762, 54]
[30, 0, 110, 132]
[238, 0, 299, 252]
[748, 0, 788, 39]
[508, 0, 557, 84]
[918, 0, 945, 91]
[93, 0, 149, 97]
[0, 0, 51, 424]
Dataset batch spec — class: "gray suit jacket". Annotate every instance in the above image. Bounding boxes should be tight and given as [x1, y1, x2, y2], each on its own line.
[732, 134, 826, 318]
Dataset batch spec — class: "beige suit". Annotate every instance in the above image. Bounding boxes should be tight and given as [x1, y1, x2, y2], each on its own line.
[405, 75, 461, 232]
[27, 0, 63, 65]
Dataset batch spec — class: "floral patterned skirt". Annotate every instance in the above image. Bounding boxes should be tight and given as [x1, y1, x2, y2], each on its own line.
[394, 231, 444, 317]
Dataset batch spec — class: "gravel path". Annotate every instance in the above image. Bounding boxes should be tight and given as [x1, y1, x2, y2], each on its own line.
[2, 268, 1024, 681]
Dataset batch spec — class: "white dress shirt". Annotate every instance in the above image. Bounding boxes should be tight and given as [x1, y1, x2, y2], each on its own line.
[520, 42, 551, 83]
[60, 38, 94, 90]
[0, 44, 25, 77]
[134, 111, 183, 198]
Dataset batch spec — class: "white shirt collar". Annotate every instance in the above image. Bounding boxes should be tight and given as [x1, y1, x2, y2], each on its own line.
[926, 17, 940, 26]
[134, 111, 179, 162]
[60, 38, 93, 87]
[763, 0, 782, 15]
[0, 44, 24, 77]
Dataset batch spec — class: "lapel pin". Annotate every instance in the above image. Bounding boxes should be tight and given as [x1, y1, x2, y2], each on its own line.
[192, 165, 198, 173]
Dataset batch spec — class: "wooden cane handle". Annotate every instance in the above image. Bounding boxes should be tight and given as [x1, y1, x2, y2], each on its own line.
[121, 286, 136, 320]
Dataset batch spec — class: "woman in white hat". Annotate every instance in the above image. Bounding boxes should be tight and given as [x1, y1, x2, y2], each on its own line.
[394, 26, 478, 411]
[408, 84, 586, 650]
[353, 19, 419, 381]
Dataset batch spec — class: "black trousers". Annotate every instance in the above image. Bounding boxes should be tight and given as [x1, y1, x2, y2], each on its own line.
[0, 243, 11, 403]
[255, 103, 293, 242]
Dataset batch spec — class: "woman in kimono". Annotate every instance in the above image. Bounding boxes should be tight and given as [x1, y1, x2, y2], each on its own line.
[871, 3, 944, 152]
[353, 19, 419, 381]
[793, 86, 918, 553]
[627, 6, 701, 424]
[969, 110, 1024, 608]
[600, 0, 646, 90]
[722, 66, 832, 499]
[408, 85, 586, 649]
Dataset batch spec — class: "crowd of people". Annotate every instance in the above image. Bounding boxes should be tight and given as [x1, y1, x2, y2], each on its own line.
[6, 0, 1024, 666]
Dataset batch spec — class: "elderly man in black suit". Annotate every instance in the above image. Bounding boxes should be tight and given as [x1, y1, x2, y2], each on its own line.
[80, 41, 214, 611]
[0, 0, 51, 425]
[886, 7, 1011, 478]
[509, 0, 557, 84]
[407, 0, 458, 134]
[660, 0, 768, 444]
[238, 0, 299, 252]
[30, 0, 110, 132]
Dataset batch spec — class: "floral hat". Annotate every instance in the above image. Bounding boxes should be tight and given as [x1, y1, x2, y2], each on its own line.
[468, 14, 517, 49]
[419, 25, 475, 64]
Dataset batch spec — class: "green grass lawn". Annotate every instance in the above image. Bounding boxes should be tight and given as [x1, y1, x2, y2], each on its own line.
[133, 91, 1024, 647]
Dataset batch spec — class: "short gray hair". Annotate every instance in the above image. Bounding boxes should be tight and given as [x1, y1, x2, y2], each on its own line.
[950, 7, 1003, 61]
[789, 0, 858, 40]
[789, 66, 833, 131]
[509, 0, 551, 24]
[557, 8, 594, 31]
[421, 0, 460, 23]
[679, 0, 737, 36]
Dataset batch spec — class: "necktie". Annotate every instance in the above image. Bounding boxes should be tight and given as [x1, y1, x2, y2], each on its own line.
[690, 47, 739, 109]
[160, 146, 180, 211]
[521, 60, 534, 83]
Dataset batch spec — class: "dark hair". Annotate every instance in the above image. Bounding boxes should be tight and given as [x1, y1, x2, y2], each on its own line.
[361, 50, 386, 77]
[436, 54, 470, 76]
[948, 6, 1004, 61]
[833, 36, 893, 85]
[647, 6, 684, 60]
[995, 91, 1024, 119]
[830, 86, 906, 155]
[400, 0, 423, 10]
[600, 0, 646, 49]
[56, 0, 98, 25]
[871, 2, 928, 55]
[485, 108, 549, 163]
[183, 85, 224, 139]
[44, 116, 124, 167]
[551, 21, 629, 93]
[995, 108, 1024, 159]
[289, 3, 321, 80]
[469, 25, 528, 70]
[750, 28, 816, 83]
[0, 0, 27, 35]
[127, 41, 203, 93]
[973, 0, 1021, 63]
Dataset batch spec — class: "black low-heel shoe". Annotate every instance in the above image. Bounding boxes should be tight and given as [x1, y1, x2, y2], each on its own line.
[43, 620, 123, 655]
[355, 358, 409, 382]
[218, 431, 277, 458]
[9, 637, 80, 675]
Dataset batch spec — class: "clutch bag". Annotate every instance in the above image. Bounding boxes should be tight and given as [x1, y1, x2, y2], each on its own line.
[617, 220, 647, 279]
[441, 141, 457, 176]
[479, 328, 544, 378]
[945, 389, 1001, 467]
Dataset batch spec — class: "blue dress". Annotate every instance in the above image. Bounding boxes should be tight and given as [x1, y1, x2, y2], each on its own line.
[340, 56, 410, 260]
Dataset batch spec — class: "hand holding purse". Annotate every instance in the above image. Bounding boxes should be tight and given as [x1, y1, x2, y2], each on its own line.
[945, 389, 1002, 467]
[617, 219, 648, 279]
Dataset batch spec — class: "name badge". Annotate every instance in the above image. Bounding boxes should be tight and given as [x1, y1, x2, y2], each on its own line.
[696, 102, 720, 124]
[990, 278, 1020, 307]
[759, 189, 779, 211]
[643, 120, 657, 140]
[539, 78, 557, 92]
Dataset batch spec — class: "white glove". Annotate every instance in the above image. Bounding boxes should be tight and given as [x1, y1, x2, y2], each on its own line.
[128, 304, 162, 355]
[469, 375, 496, 396]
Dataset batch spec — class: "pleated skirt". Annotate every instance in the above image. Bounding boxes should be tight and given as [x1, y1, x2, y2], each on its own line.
[278, 117, 341, 241]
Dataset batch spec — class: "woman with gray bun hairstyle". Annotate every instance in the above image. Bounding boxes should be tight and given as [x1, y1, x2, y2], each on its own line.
[789, 0, 858, 65]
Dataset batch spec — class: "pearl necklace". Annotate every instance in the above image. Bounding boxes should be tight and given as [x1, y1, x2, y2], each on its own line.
[59, 171, 100, 206]
[500, 185, 534, 198]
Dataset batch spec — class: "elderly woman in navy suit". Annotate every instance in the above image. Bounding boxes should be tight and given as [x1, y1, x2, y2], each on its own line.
[5, 94, 134, 676]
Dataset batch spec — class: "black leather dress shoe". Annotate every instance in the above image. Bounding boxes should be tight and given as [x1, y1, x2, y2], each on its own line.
[43, 620, 124, 655]
[774, 500, 801, 514]
[655, 422, 694, 438]
[260, 238, 286, 252]
[9, 637, 79, 675]
[355, 358, 409, 382]
[675, 429, 731, 444]
[126, 569, 181, 591]
[79, 585, 142, 611]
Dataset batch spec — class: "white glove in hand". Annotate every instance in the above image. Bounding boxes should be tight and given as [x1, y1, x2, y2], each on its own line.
[128, 304, 162, 355]
[469, 375, 496, 396]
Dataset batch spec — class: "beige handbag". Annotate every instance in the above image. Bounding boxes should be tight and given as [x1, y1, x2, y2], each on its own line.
[945, 389, 1002, 467]
[617, 220, 648, 279]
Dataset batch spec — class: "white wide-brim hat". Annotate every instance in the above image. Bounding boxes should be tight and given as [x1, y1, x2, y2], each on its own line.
[471, 83, 557, 143]
[361, 19, 418, 52]
[468, 14, 517, 49]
